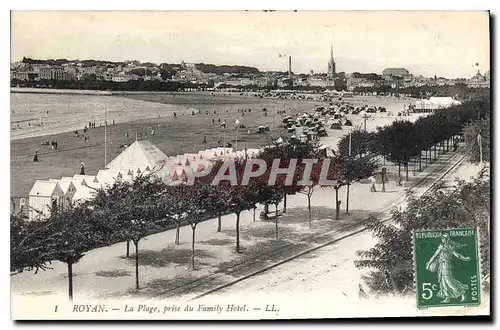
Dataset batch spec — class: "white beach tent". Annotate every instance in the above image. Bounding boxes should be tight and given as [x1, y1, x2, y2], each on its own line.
[28, 180, 65, 220]
[105, 140, 168, 174]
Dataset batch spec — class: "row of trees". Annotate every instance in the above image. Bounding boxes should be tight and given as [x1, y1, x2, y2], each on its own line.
[194, 63, 260, 75]
[11, 139, 377, 300]
[353, 83, 490, 101]
[337, 99, 490, 184]
[11, 78, 205, 92]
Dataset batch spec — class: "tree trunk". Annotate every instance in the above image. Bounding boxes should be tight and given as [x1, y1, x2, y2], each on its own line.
[419, 155, 422, 172]
[425, 149, 428, 166]
[275, 216, 279, 240]
[134, 241, 139, 290]
[447, 138, 450, 151]
[398, 163, 402, 185]
[346, 183, 350, 213]
[335, 187, 340, 220]
[235, 212, 241, 253]
[275, 203, 278, 216]
[175, 222, 180, 245]
[126, 241, 130, 257]
[308, 194, 312, 229]
[434, 145, 437, 161]
[283, 194, 287, 213]
[217, 214, 222, 231]
[191, 225, 196, 270]
[405, 164, 409, 181]
[67, 262, 73, 301]
[252, 208, 256, 222]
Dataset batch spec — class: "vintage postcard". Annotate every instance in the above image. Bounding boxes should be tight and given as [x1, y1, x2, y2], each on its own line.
[10, 10, 490, 320]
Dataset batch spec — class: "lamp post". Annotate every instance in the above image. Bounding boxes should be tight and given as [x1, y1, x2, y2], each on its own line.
[477, 133, 483, 164]
[362, 112, 369, 132]
[104, 107, 108, 167]
[381, 167, 387, 192]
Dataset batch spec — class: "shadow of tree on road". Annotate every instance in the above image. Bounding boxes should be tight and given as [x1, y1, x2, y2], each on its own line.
[119, 248, 216, 268]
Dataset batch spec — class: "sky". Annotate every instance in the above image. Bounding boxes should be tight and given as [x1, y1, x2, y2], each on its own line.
[11, 11, 490, 78]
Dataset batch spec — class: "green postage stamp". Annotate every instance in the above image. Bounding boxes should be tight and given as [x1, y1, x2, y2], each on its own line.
[413, 228, 481, 308]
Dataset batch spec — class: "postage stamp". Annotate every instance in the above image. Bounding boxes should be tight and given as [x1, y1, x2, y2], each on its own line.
[414, 228, 481, 308]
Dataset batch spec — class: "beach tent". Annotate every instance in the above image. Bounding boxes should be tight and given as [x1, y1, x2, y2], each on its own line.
[48, 179, 77, 208]
[28, 180, 65, 220]
[72, 185, 98, 205]
[106, 140, 168, 173]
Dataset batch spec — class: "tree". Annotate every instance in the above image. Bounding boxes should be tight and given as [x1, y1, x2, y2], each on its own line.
[337, 129, 376, 158]
[10, 213, 53, 276]
[355, 170, 490, 295]
[44, 205, 105, 300]
[328, 155, 378, 220]
[373, 121, 419, 183]
[89, 178, 133, 256]
[226, 184, 256, 253]
[184, 184, 215, 269]
[257, 183, 284, 238]
[107, 176, 163, 290]
[258, 139, 318, 212]
[158, 184, 185, 245]
[464, 117, 490, 163]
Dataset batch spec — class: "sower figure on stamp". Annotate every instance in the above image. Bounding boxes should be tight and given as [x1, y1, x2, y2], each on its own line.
[426, 234, 470, 303]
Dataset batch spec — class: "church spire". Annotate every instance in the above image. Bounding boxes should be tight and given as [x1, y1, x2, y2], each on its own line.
[327, 42, 336, 78]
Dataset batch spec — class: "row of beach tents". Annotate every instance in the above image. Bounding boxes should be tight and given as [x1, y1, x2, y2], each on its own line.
[26, 140, 261, 220]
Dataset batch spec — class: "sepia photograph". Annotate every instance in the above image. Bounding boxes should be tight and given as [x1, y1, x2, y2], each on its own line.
[9, 9, 491, 320]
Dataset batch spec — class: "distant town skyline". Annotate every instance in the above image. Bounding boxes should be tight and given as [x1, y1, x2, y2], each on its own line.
[11, 11, 490, 78]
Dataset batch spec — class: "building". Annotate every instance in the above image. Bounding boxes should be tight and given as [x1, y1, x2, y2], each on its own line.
[382, 68, 410, 78]
[467, 71, 490, 88]
[414, 97, 461, 112]
[308, 76, 335, 88]
[39, 67, 52, 80]
[11, 71, 29, 81]
[50, 68, 74, 80]
[327, 43, 336, 78]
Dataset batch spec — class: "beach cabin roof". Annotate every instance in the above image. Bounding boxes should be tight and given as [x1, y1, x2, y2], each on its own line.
[106, 140, 168, 172]
[29, 180, 64, 197]
[96, 169, 124, 186]
[73, 175, 99, 185]
[72, 186, 97, 204]
[47, 179, 76, 195]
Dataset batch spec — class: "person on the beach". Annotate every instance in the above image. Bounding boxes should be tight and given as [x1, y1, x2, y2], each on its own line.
[33, 151, 39, 162]
[80, 162, 85, 175]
